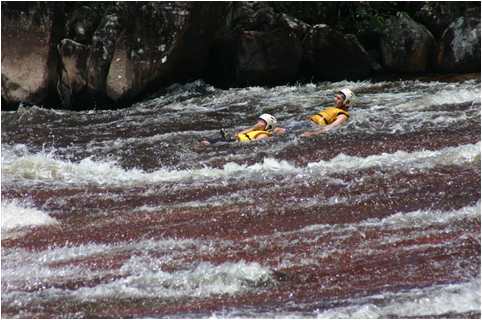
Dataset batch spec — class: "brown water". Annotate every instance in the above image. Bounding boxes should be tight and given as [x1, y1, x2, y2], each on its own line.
[1, 77, 480, 318]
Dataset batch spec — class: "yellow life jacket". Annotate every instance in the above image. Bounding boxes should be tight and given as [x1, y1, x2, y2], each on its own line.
[309, 106, 350, 126]
[236, 130, 272, 142]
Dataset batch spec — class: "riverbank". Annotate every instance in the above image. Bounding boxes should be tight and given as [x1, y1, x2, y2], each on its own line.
[1, 2, 480, 110]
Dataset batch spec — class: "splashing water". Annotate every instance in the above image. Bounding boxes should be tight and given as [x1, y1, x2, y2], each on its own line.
[1, 77, 480, 318]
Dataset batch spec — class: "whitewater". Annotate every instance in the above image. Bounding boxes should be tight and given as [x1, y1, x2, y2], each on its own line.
[1, 76, 480, 318]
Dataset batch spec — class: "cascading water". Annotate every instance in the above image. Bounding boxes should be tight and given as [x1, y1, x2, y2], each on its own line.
[1, 77, 480, 318]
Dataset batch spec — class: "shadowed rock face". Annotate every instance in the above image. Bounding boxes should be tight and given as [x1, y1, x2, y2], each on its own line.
[302, 24, 374, 81]
[57, 11, 123, 109]
[55, 2, 232, 109]
[1, 2, 480, 110]
[380, 12, 435, 73]
[1, 4, 59, 106]
[415, 2, 470, 39]
[435, 16, 481, 73]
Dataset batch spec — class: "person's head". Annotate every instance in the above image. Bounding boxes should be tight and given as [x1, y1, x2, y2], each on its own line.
[257, 113, 277, 130]
[334, 88, 354, 108]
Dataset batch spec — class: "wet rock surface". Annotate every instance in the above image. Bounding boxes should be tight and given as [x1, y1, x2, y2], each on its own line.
[435, 16, 481, 73]
[1, 3, 61, 106]
[380, 12, 435, 73]
[1, 2, 480, 109]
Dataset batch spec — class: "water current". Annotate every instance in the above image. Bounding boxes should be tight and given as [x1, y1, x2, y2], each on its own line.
[1, 76, 481, 318]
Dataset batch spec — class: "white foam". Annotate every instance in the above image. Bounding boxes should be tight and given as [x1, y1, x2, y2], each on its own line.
[2, 142, 479, 187]
[73, 259, 272, 300]
[306, 142, 480, 174]
[1, 200, 58, 232]
[390, 87, 480, 112]
[299, 202, 480, 237]
[261, 203, 481, 269]
[316, 278, 480, 318]
[365, 201, 480, 229]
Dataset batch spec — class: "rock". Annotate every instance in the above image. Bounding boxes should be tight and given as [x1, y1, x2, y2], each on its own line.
[230, 2, 276, 32]
[105, 2, 230, 103]
[65, 5, 101, 43]
[105, 3, 188, 104]
[278, 13, 311, 40]
[2, 2, 479, 110]
[434, 16, 481, 73]
[380, 12, 435, 73]
[57, 39, 89, 108]
[57, 10, 123, 109]
[88, 12, 123, 99]
[302, 24, 374, 81]
[54, 2, 233, 108]
[208, 4, 309, 87]
[1, 3, 61, 107]
[234, 30, 303, 85]
[415, 2, 468, 39]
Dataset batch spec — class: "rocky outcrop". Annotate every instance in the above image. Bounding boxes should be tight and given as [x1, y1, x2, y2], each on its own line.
[380, 12, 435, 73]
[232, 11, 310, 86]
[302, 24, 375, 81]
[209, 2, 374, 85]
[1, 2, 480, 110]
[1, 3, 62, 107]
[233, 30, 303, 86]
[104, 2, 191, 105]
[57, 3, 192, 109]
[415, 2, 469, 39]
[434, 16, 481, 73]
[57, 10, 123, 108]
[207, 3, 309, 87]
[59, 2, 230, 109]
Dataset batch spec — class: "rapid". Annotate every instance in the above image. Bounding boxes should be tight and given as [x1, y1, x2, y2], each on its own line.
[1, 76, 481, 318]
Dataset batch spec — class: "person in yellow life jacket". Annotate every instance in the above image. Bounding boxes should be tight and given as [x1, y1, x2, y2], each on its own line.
[302, 88, 354, 137]
[197, 113, 286, 146]
[235, 113, 286, 142]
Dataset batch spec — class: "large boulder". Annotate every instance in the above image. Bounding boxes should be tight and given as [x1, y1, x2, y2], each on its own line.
[57, 10, 122, 109]
[207, 2, 310, 87]
[1, 3, 62, 108]
[57, 39, 89, 108]
[65, 5, 102, 44]
[380, 12, 435, 73]
[415, 2, 471, 39]
[109, 2, 233, 102]
[105, 2, 190, 104]
[233, 29, 303, 86]
[57, 2, 230, 108]
[434, 16, 481, 73]
[302, 24, 375, 81]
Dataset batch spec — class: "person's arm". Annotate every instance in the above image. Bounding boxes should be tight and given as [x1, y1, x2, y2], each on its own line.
[236, 122, 265, 136]
[302, 114, 348, 137]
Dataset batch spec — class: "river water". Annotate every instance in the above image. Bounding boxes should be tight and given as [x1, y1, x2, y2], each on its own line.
[1, 76, 481, 318]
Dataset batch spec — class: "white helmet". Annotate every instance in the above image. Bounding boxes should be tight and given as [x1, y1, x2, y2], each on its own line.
[258, 113, 277, 130]
[337, 88, 355, 106]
